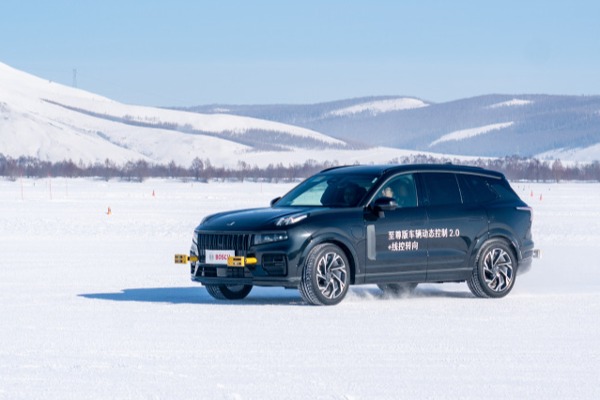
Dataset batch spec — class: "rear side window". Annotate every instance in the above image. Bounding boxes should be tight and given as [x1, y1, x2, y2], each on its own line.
[488, 179, 521, 201]
[458, 174, 520, 204]
[457, 174, 499, 204]
[420, 173, 462, 206]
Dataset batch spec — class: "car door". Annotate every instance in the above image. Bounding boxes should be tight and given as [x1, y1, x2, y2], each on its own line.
[418, 172, 488, 282]
[364, 173, 428, 283]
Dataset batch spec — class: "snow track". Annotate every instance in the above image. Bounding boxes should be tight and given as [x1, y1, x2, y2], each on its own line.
[0, 179, 598, 399]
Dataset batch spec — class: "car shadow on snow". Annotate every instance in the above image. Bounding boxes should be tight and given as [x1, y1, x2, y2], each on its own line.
[78, 286, 307, 306]
[79, 285, 473, 306]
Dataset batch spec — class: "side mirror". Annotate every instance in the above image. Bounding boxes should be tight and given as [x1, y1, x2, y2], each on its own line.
[373, 197, 398, 211]
[270, 197, 281, 207]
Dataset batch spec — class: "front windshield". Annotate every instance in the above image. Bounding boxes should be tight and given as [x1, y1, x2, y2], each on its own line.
[275, 172, 380, 207]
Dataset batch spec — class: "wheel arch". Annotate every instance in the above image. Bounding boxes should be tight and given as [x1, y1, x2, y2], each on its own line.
[487, 228, 522, 261]
[300, 232, 360, 285]
[469, 229, 520, 270]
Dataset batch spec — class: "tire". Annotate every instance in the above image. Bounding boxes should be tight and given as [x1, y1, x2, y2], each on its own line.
[467, 239, 517, 298]
[205, 284, 253, 300]
[377, 282, 417, 297]
[299, 243, 350, 306]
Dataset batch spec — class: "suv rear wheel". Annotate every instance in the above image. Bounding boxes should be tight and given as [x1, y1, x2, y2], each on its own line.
[467, 239, 516, 298]
[299, 243, 350, 306]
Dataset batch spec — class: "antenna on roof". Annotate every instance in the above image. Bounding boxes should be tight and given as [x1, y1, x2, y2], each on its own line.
[72, 68, 77, 88]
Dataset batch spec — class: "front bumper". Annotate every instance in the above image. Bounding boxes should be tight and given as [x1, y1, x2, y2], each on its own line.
[175, 250, 302, 288]
[178, 228, 311, 287]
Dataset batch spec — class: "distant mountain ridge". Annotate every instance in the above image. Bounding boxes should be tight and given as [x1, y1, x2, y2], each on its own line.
[1, 61, 599, 165]
[181, 94, 600, 161]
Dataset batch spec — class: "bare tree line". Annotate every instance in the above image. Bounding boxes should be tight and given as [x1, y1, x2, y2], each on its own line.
[0, 153, 599, 182]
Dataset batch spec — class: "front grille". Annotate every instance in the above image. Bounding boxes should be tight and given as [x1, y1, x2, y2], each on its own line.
[194, 265, 217, 277]
[196, 232, 253, 261]
[193, 265, 249, 279]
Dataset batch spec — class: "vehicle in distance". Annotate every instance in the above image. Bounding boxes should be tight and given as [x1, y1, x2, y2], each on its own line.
[175, 164, 538, 305]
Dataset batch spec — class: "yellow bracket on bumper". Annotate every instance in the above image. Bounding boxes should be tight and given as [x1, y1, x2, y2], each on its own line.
[227, 256, 257, 267]
[174, 254, 198, 264]
[174, 254, 257, 266]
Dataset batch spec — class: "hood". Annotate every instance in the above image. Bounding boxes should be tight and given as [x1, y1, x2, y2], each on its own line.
[197, 206, 313, 231]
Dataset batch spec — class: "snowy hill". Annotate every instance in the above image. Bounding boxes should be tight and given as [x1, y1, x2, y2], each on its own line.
[3, 61, 600, 166]
[185, 95, 600, 162]
[325, 97, 429, 117]
[0, 62, 369, 166]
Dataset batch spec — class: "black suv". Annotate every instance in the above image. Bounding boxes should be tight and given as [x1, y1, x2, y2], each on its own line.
[175, 164, 537, 305]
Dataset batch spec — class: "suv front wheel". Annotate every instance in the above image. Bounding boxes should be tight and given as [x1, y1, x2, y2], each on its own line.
[299, 243, 350, 306]
[467, 239, 517, 298]
[205, 284, 253, 300]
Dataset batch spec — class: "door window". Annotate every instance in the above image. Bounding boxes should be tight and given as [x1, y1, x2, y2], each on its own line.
[375, 174, 417, 208]
[420, 173, 462, 206]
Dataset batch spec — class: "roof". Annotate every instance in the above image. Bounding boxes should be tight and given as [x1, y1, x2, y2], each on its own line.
[320, 163, 503, 179]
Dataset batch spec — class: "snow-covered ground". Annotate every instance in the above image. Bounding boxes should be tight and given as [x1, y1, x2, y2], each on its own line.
[0, 179, 599, 399]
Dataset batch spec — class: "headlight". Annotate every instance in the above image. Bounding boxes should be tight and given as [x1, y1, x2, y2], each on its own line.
[254, 232, 288, 245]
[190, 232, 198, 257]
[276, 214, 308, 226]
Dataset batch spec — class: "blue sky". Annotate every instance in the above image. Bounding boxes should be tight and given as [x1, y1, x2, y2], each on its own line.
[2, 0, 600, 106]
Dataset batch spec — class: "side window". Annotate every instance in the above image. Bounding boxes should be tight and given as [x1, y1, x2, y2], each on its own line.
[376, 174, 417, 207]
[457, 174, 498, 204]
[487, 178, 521, 201]
[420, 172, 462, 206]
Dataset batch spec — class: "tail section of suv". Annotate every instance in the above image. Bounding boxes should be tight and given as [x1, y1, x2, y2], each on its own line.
[175, 164, 538, 305]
